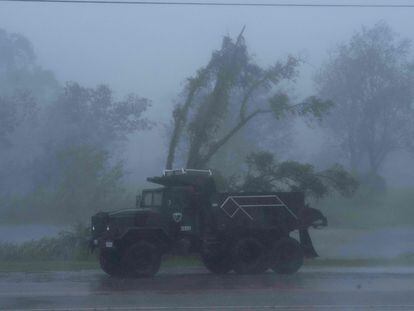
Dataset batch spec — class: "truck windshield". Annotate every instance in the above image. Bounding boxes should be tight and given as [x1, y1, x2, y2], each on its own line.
[153, 192, 163, 206]
[142, 191, 163, 207]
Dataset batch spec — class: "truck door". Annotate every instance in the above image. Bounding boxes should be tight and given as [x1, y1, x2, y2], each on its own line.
[182, 189, 200, 235]
[168, 187, 199, 236]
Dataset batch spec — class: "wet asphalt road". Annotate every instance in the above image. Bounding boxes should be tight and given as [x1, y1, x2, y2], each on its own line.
[2, 266, 414, 310]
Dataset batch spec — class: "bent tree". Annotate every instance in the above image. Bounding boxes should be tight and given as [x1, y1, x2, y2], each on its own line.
[166, 29, 332, 170]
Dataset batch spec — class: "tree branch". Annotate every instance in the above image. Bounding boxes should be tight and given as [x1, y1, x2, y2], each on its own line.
[200, 109, 271, 165]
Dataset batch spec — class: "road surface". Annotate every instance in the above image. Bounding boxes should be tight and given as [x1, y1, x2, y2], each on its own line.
[2, 266, 414, 310]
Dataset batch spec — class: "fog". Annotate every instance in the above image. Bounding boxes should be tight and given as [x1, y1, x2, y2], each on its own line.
[2, 1, 414, 186]
[0, 1, 413, 222]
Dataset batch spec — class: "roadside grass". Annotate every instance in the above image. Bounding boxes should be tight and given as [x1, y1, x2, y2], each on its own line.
[0, 224, 92, 262]
[316, 187, 414, 229]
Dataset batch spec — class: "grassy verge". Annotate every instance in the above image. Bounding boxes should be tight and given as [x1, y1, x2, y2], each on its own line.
[316, 187, 414, 229]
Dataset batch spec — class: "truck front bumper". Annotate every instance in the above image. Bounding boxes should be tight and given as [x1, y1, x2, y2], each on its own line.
[89, 237, 115, 252]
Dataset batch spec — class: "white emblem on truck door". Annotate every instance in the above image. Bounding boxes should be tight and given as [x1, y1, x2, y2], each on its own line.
[172, 212, 182, 222]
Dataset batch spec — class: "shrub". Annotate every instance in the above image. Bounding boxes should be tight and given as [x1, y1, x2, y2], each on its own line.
[0, 223, 92, 261]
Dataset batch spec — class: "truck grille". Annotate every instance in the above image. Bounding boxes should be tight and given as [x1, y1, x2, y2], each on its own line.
[91, 212, 108, 237]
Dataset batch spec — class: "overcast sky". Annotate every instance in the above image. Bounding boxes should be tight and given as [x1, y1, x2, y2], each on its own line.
[1, 0, 414, 184]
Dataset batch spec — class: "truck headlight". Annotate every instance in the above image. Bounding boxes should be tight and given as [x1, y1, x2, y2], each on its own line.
[106, 225, 110, 231]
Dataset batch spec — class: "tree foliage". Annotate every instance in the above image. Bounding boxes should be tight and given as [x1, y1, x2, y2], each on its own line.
[233, 151, 358, 199]
[0, 28, 35, 72]
[316, 22, 414, 176]
[44, 82, 152, 151]
[0, 28, 58, 196]
[0, 28, 59, 102]
[53, 145, 127, 221]
[16, 82, 154, 221]
[0, 91, 36, 148]
[166, 29, 332, 169]
[4, 145, 130, 223]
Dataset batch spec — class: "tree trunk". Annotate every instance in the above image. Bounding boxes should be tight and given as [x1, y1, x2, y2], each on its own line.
[165, 115, 182, 170]
[185, 28, 247, 169]
[165, 83, 200, 169]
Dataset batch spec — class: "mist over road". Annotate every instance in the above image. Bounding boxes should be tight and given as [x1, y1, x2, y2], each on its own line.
[2, 267, 414, 310]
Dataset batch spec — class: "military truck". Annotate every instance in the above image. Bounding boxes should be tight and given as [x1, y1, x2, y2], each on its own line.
[90, 169, 327, 277]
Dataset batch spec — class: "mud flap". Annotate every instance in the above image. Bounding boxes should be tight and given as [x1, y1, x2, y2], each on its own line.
[298, 206, 327, 258]
[299, 229, 319, 258]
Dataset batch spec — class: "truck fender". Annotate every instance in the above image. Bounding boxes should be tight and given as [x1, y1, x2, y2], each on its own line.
[119, 227, 171, 251]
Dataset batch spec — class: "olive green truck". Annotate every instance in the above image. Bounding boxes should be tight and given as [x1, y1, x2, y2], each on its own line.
[90, 169, 327, 277]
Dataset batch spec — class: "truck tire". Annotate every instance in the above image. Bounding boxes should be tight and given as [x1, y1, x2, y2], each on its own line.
[232, 237, 268, 274]
[99, 249, 123, 277]
[201, 249, 232, 274]
[121, 241, 162, 278]
[271, 237, 304, 275]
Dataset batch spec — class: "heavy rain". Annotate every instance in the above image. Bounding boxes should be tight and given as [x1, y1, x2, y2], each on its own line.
[0, 0, 414, 310]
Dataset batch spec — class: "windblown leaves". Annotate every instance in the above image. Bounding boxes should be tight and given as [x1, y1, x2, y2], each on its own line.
[240, 151, 358, 198]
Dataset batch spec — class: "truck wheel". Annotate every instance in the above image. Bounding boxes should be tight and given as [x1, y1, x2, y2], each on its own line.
[122, 241, 162, 278]
[232, 237, 268, 274]
[201, 249, 232, 274]
[99, 249, 123, 277]
[271, 237, 304, 275]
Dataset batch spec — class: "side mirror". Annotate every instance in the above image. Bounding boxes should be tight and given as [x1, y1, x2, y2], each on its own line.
[136, 194, 142, 208]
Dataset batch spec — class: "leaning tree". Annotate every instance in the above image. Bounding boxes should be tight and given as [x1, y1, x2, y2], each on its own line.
[166, 29, 332, 170]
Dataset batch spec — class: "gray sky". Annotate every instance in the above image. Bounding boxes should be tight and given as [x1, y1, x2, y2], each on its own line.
[1, 0, 414, 184]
